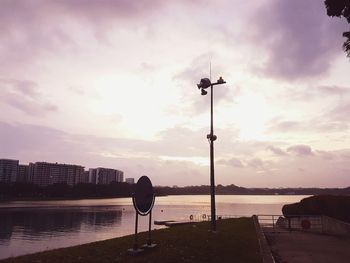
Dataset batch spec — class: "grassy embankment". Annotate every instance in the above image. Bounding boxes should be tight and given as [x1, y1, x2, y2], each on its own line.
[1, 217, 262, 263]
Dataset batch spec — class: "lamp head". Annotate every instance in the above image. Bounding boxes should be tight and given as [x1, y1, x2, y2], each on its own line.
[197, 78, 211, 90]
[201, 89, 208, 95]
[217, 76, 225, 84]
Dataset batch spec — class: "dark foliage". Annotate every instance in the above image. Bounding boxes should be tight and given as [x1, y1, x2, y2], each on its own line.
[154, 184, 350, 196]
[282, 195, 350, 223]
[0, 182, 134, 200]
[325, 0, 350, 56]
[1, 183, 350, 200]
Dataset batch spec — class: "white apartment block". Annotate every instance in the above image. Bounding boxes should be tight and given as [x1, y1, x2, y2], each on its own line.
[89, 167, 124, 185]
[30, 162, 85, 187]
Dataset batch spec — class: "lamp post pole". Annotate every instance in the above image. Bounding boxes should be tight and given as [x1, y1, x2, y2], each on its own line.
[197, 77, 226, 232]
[209, 83, 216, 231]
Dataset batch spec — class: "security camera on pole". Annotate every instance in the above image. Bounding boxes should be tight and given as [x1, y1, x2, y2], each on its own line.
[197, 76, 226, 232]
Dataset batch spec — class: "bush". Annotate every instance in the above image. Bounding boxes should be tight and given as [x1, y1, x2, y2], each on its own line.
[282, 195, 350, 223]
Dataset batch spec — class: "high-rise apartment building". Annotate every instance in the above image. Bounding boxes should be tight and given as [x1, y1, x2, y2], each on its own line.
[125, 178, 135, 184]
[79, 171, 90, 184]
[88, 168, 97, 184]
[17, 164, 29, 183]
[0, 159, 19, 183]
[31, 162, 85, 187]
[1, 158, 125, 187]
[89, 167, 123, 185]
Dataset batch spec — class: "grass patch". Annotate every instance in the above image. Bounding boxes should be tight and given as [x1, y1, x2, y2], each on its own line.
[1, 217, 262, 263]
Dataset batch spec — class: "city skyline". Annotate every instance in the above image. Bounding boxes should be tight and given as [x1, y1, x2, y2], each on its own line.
[1, 0, 350, 188]
[0, 158, 124, 186]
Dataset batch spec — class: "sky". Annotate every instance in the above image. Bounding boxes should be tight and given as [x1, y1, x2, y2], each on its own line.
[1, 0, 350, 188]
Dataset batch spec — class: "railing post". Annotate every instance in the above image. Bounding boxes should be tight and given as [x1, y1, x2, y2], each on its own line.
[288, 217, 291, 232]
[272, 215, 275, 232]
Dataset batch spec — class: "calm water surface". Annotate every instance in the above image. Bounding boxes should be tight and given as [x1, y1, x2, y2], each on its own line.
[0, 195, 308, 259]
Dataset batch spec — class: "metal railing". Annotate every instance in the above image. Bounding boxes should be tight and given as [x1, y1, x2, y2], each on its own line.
[257, 214, 324, 233]
[186, 214, 245, 222]
[257, 214, 283, 232]
[181, 214, 350, 237]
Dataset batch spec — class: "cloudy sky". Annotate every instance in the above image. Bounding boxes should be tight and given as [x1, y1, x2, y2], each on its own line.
[1, 0, 350, 187]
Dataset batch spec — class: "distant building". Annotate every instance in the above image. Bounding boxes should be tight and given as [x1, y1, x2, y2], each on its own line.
[88, 168, 97, 184]
[73, 170, 90, 185]
[80, 171, 90, 184]
[17, 164, 29, 183]
[0, 159, 19, 183]
[30, 162, 84, 187]
[125, 178, 135, 184]
[89, 167, 124, 185]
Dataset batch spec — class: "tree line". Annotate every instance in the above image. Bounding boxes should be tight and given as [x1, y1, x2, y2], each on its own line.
[1, 182, 349, 201]
[155, 184, 350, 196]
[0, 182, 135, 200]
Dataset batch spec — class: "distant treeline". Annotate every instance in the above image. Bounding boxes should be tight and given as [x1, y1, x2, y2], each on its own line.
[154, 184, 350, 196]
[1, 183, 350, 201]
[0, 182, 135, 200]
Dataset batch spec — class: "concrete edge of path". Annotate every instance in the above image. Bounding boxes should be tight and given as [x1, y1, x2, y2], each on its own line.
[253, 215, 275, 263]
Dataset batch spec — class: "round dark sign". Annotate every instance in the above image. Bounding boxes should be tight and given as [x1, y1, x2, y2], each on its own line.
[301, 219, 311, 230]
[133, 176, 155, 215]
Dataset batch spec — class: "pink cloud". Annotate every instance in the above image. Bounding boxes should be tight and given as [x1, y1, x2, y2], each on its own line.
[266, 145, 287, 156]
[0, 79, 58, 116]
[249, 0, 347, 80]
[267, 117, 349, 134]
[0, 0, 170, 71]
[327, 103, 350, 121]
[287, 144, 313, 156]
[247, 157, 264, 168]
[267, 120, 301, 133]
[2, 121, 350, 187]
[217, 157, 244, 168]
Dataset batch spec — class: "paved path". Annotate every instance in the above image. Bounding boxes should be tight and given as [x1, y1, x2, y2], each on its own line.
[265, 231, 350, 263]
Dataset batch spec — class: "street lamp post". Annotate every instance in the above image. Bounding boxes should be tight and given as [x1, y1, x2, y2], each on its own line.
[197, 76, 226, 231]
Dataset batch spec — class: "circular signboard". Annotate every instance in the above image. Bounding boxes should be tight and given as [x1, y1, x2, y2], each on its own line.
[133, 176, 155, 215]
[301, 219, 311, 230]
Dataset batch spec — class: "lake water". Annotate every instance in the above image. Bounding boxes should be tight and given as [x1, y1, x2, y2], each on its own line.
[0, 195, 308, 259]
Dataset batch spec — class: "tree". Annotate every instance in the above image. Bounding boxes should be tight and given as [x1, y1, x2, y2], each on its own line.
[324, 0, 350, 56]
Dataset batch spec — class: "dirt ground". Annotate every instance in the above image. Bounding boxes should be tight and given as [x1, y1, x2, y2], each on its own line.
[265, 231, 350, 263]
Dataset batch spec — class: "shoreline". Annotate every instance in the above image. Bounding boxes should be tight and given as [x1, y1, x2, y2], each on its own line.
[0, 195, 133, 203]
[0, 193, 313, 203]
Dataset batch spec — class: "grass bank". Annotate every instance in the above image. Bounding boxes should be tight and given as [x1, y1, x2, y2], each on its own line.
[1, 217, 262, 263]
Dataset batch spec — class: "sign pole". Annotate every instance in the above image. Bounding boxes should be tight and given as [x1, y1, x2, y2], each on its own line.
[133, 212, 139, 250]
[128, 176, 157, 254]
[144, 194, 156, 248]
[147, 210, 152, 246]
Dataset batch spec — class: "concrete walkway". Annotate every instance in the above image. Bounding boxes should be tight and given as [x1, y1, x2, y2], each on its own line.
[265, 231, 350, 263]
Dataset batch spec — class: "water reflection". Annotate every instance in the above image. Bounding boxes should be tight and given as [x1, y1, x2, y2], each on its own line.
[0, 195, 307, 259]
[0, 207, 122, 243]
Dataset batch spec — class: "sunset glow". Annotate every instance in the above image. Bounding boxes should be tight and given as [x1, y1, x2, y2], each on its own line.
[1, 0, 350, 187]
